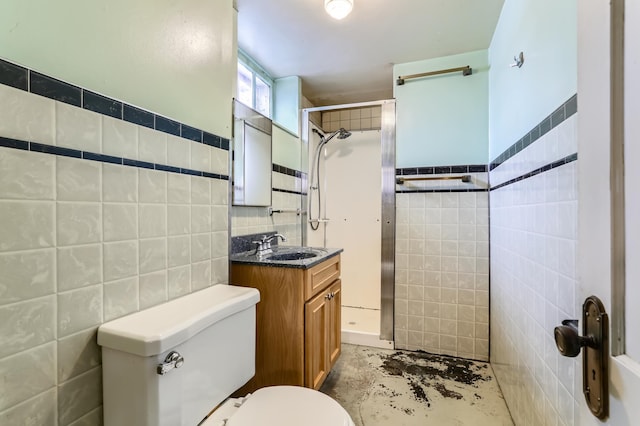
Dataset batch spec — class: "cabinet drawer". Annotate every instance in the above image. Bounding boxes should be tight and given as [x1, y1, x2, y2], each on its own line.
[305, 255, 340, 300]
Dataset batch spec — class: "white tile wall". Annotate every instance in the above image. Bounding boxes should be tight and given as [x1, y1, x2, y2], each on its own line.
[56, 102, 101, 153]
[231, 170, 303, 246]
[0, 149, 55, 199]
[102, 116, 138, 159]
[0, 85, 230, 425]
[167, 135, 191, 170]
[490, 118, 578, 426]
[138, 126, 167, 164]
[0, 84, 55, 146]
[395, 190, 489, 361]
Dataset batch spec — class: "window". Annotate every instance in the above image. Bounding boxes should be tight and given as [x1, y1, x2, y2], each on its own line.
[237, 58, 272, 117]
[237, 62, 253, 107]
[255, 76, 270, 117]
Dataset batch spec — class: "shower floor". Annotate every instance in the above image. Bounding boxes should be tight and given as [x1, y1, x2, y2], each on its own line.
[342, 307, 393, 349]
[320, 344, 514, 426]
[342, 306, 379, 333]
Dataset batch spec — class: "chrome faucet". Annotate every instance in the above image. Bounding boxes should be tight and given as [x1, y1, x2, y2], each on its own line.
[252, 233, 287, 256]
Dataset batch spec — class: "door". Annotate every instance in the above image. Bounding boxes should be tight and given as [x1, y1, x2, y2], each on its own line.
[577, 0, 640, 423]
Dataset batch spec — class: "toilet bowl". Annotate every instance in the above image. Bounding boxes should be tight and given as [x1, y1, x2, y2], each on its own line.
[97, 285, 354, 426]
[202, 386, 353, 426]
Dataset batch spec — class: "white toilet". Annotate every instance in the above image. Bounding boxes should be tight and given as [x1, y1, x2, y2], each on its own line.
[97, 284, 354, 426]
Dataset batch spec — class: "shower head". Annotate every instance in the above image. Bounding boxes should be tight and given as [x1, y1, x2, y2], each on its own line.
[321, 128, 352, 145]
[313, 127, 351, 142]
[337, 128, 351, 139]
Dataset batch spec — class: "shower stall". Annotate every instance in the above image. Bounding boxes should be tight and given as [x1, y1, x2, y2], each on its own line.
[302, 100, 396, 348]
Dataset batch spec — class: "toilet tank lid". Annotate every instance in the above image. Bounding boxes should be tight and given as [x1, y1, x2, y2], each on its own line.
[97, 285, 260, 357]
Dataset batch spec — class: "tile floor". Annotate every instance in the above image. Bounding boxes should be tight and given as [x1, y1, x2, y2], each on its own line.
[320, 344, 514, 426]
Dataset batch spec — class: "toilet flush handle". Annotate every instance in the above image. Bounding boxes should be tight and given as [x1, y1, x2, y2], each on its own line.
[157, 351, 185, 375]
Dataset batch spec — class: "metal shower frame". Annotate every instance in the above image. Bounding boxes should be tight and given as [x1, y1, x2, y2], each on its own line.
[301, 99, 396, 342]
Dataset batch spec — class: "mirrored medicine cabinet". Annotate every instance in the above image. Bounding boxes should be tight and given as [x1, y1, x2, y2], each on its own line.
[232, 100, 272, 206]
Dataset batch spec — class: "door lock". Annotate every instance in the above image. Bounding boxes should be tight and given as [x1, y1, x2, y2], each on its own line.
[554, 296, 608, 420]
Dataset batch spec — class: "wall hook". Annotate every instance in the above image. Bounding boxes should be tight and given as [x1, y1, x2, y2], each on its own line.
[510, 51, 525, 68]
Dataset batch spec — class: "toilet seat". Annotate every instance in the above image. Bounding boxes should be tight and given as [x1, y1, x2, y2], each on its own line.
[204, 386, 354, 426]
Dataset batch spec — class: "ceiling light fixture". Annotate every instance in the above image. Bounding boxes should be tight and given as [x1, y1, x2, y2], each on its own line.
[324, 0, 354, 20]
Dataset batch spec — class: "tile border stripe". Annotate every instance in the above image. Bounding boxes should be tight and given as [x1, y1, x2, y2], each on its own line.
[271, 163, 307, 194]
[272, 188, 305, 196]
[396, 188, 488, 194]
[396, 164, 487, 176]
[0, 136, 29, 151]
[0, 57, 230, 151]
[490, 94, 577, 171]
[0, 138, 229, 181]
[490, 153, 577, 191]
[272, 163, 305, 178]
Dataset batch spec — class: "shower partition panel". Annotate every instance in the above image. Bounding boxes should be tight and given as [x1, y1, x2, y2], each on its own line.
[324, 130, 381, 311]
[380, 101, 396, 341]
[302, 100, 395, 346]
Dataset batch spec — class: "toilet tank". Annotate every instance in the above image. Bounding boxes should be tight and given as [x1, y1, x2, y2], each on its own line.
[98, 285, 260, 426]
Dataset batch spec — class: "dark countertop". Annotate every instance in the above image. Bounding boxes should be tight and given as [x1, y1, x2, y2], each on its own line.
[230, 246, 343, 269]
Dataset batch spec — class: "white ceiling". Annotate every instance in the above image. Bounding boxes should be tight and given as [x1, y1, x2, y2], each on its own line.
[237, 0, 505, 106]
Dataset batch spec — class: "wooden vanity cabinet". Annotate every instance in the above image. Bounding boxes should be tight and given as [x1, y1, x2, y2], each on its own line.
[305, 278, 341, 389]
[230, 254, 341, 393]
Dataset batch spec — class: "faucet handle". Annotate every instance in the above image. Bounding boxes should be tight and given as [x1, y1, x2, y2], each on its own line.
[269, 233, 287, 243]
[251, 238, 266, 251]
[252, 235, 273, 254]
[251, 235, 268, 245]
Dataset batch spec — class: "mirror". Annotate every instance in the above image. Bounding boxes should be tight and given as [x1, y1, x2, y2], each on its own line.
[233, 100, 272, 206]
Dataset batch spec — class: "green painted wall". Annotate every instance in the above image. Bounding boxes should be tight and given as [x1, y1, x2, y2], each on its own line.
[488, 0, 577, 160]
[272, 76, 302, 171]
[272, 124, 301, 171]
[394, 50, 489, 168]
[274, 76, 302, 136]
[0, 0, 236, 138]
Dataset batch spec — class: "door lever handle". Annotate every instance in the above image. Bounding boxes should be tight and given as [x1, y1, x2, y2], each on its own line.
[553, 296, 608, 420]
[554, 319, 596, 357]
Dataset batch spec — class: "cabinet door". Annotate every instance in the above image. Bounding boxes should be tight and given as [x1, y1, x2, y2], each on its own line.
[328, 279, 342, 368]
[305, 290, 330, 389]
